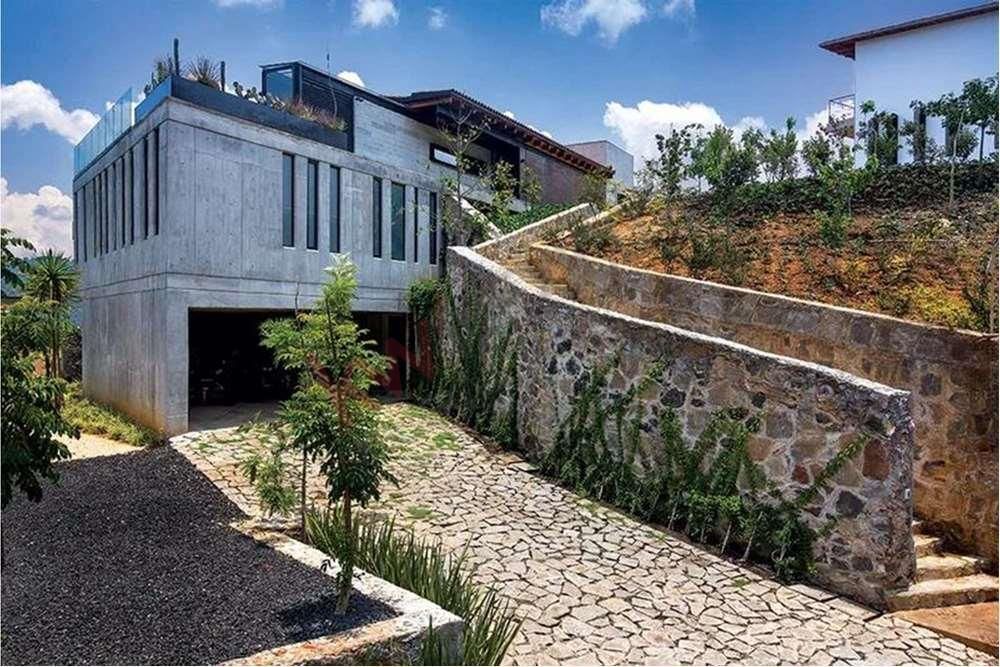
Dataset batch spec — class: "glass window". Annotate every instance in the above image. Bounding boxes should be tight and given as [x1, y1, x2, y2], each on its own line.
[120, 157, 127, 247]
[151, 128, 159, 235]
[429, 192, 438, 265]
[372, 176, 382, 257]
[391, 182, 405, 261]
[282, 153, 295, 247]
[329, 166, 340, 253]
[264, 68, 294, 102]
[430, 145, 458, 167]
[412, 188, 419, 262]
[143, 135, 151, 238]
[128, 148, 135, 244]
[306, 159, 318, 250]
[73, 191, 80, 262]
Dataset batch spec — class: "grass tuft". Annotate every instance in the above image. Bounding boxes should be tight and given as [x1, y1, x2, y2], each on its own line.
[62, 383, 160, 447]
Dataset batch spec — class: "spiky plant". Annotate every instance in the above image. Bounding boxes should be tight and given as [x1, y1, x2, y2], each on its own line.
[185, 56, 221, 90]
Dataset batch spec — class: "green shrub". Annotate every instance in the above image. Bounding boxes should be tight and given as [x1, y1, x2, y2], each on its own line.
[493, 203, 571, 235]
[686, 226, 749, 284]
[816, 210, 851, 248]
[306, 508, 521, 665]
[62, 383, 160, 446]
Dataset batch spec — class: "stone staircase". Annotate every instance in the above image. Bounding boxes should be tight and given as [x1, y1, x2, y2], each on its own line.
[886, 521, 999, 612]
[503, 250, 576, 300]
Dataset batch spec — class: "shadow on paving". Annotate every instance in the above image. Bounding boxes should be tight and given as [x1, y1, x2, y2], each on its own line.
[1, 447, 395, 665]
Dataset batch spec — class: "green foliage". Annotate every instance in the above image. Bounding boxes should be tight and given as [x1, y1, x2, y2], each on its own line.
[185, 56, 221, 90]
[482, 160, 518, 230]
[1, 227, 34, 289]
[237, 419, 297, 518]
[647, 125, 696, 198]
[761, 117, 798, 182]
[1, 299, 77, 509]
[801, 132, 834, 177]
[878, 285, 981, 330]
[698, 125, 763, 201]
[406, 278, 444, 322]
[493, 202, 572, 235]
[260, 256, 396, 613]
[414, 280, 518, 448]
[144, 54, 174, 95]
[686, 224, 749, 284]
[577, 172, 609, 210]
[306, 509, 521, 665]
[567, 216, 614, 255]
[816, 210, 851, 249]
[19, 250, 80, 378]
[61, 382, 160, 447]
[857, 101, 900, 166]
[539, 356, 868, 581]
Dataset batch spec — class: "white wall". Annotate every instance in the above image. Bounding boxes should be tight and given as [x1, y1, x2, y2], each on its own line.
[854, 11, 999, 163]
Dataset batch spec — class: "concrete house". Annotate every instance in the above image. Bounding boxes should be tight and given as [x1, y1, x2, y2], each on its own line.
[71, 61, 618, 435]
[820, 1, 999, 164]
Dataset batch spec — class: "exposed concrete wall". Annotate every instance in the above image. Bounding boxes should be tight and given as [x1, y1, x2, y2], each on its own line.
[523, 147, 591, 205]
[531, 243, 999, 564]
[448, 240, 915, 608]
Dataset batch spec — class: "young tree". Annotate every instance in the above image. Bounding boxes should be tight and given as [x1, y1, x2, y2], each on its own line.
[1, 228, 34, 289]
[261, 257, 396, 613]
[647, 124, 695, 197]
[24, 250, 80, 378]
[801, 132, 834, 176]
[961, 75, 999, 161]
[761, 117, 798, 181]
[438, 101, 491, 246]
[1, 299, 77, 510]
[900, 102, 940, 165]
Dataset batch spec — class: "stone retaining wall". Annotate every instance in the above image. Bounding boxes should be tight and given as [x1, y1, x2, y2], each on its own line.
[448, 241, 916, 608]
[531, 243, 998, 565]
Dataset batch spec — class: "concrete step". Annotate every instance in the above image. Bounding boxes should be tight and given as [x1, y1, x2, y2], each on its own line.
[914, 534, 945, 557]
[916, 554, 983, 582]
[887, 574, 999, 612]
[893, 603, 998, 657]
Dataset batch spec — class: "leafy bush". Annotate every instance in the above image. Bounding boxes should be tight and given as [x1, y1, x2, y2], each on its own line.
[306, 508, 521, 665]
[62, 383, 160, 447]
[540, 355, 866, 581]
[878, 285, 980, 330]
[686, 225, 749, 284]
[492, 202, 572, 235]
[816, 210, 851, 248]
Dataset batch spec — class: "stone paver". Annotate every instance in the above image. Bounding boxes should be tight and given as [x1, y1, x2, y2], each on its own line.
[172, 403, 997, 666]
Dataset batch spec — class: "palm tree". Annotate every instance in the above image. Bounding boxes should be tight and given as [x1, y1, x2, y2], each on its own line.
[24, 251, 79, 377]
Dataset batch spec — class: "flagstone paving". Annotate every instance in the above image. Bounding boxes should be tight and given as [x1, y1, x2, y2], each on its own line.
[172, 402, 997, 666]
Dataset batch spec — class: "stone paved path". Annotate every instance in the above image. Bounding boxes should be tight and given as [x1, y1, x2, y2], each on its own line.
[172, 403, 996, 666]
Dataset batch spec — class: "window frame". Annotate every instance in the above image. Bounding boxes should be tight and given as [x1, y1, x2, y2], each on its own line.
[429, 192, 438, 265]
[306, 159, 319, 250]
[372, 176, 383, 258]
[282, 153, 295, 247]
[329, 166, 341, 253]
[390, 181, 406, 261]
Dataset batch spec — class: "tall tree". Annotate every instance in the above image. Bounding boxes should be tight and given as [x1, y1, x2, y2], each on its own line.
[1, 228, 34, 290]
[24, 251, 79, 378]
[261, 257, 396, 613]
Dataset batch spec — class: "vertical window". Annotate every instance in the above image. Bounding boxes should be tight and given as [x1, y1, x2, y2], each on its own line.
[73, 191, 80, 262]
[80, 188, 88, 261]
[429, 192, 438, 265]
[120, 157, 126, 246]
[142, 137, 150, 239]
[372, 176, 382, 258]
[151, 128, 160, 235]
[282, 153, 295, 247]
[329, 166, 340, 253]
[128, 148, 135, 244]
[102, 170, 108, 254]
[390, 182, 405, 261]
[110, 162, 117, 251]
[412, 188, 419, 262]
[95, 176, 101, 256]
[306, 159, 318, 250]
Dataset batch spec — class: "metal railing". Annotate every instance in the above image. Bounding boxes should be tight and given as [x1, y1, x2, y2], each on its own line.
[828, 94, 855, 138]
[73, 87, 140, 175]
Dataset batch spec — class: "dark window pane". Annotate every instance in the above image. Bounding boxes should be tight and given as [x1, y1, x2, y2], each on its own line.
[372, 177, 382, 258]
[143, 136, 150, 239]
[152, 128, 159, 235]
[282, 153, 295, 247]
[264, 68, 294, 102]
[429, 192, 438, 265]
[120, 157, 126, 246]
[330, 166, 340, 253]
[412, 188, 419, 262]
[73, 191, 79, 262]
[129, 148, 135, 244]
[391, 182, 405, 261]
[306, 159, 318, 250]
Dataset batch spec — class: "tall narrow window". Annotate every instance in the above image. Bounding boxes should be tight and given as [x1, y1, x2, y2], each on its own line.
[128, 148, 135, 244]
[119, 157, 127, 247]
[95, 176, 101, 256]
[429, 192, 438, 265]
[306, 159, 318, 250]
[372, 176, 382, 258]
[282, 153, 295, 247]
[142, 137, 150, 239]
[329, 166, 341, 253]
[412, 188, 419, 262]
[73, 191, 80, 262]
[101, 170, 108, 254]
[110, 162, 117, 251]
[151, 128, 160, 235]
[390, 182, 405, 261]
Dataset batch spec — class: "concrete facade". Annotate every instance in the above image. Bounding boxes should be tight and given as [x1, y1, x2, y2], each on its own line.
[566, 140, 635, 187]
[72, 73, 604, 435]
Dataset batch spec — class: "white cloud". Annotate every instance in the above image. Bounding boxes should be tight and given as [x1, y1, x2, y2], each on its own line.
[502, 110, 516, 119]
[603, 100, 724, 165]
[663, 0, 694, 19]
[428, 6, 447, 30]
[541, 0, 647, 44]
[336, 71, 366, 88]
[353, 0, 398, 27]
[0, 177, 74, 255]
[527, 124, 554, 139]
[0, 80, 99, 145]
[213, 0, 282, 7]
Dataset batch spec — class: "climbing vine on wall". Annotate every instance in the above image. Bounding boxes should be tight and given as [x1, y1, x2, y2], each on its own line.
[540, 355, 866, 581]
[406, 277, 519, 448]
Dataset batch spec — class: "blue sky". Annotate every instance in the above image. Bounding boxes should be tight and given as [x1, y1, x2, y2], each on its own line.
[0, 0, 979, 252]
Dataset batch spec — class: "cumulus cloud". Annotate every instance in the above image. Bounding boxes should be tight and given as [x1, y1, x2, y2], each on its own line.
[1, 80, 99, 145]
[336, 71, 366, 88]
[502, 110, 516, 119]
[353, 0, 398, 27]
[541, 0, 647, 44]
[662, 0, 694, 19]
[213, 0, 282, 7]
[0, 178, 74, 255]
[428, 6, 447, 30]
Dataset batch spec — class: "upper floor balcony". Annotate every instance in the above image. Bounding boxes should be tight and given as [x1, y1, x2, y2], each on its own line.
[828, 94, 856, 138]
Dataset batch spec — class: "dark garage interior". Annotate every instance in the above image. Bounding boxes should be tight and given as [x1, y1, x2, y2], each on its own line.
[188, 309, 411, 410]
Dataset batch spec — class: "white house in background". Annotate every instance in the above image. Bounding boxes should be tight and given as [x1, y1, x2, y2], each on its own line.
[820, 1, 999, 164]
[566, 140, 635, 188]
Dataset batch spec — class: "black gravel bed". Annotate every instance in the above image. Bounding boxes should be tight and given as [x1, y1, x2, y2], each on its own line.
[1, 448, 397, 665]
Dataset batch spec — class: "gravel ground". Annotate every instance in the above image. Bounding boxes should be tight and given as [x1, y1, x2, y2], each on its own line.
[1, 447, 395, 665]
